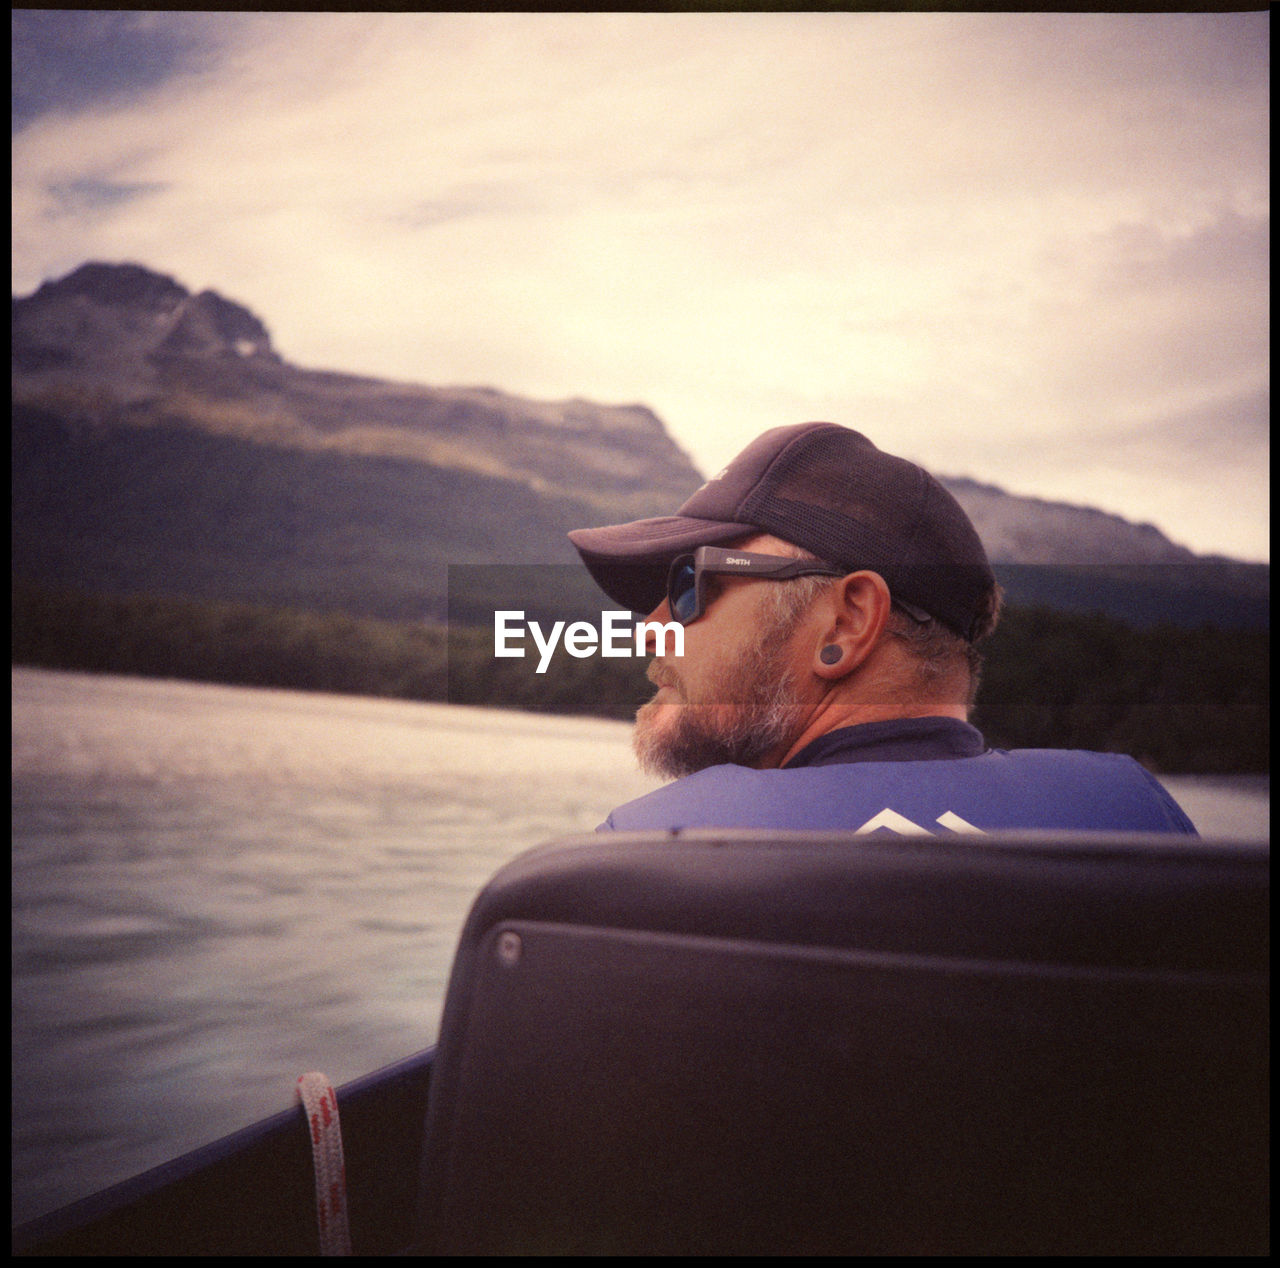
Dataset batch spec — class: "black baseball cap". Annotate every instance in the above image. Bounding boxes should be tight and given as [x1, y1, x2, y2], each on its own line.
[568, 422, 997, 642]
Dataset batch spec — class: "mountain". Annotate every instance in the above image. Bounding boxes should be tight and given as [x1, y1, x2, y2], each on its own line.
[943, 476, 1197, 568]
[11, 262, 1267, 628]
[12, 262, 699, 518]
[12, 262, 704, 620]
[937, 477, 1268, 630]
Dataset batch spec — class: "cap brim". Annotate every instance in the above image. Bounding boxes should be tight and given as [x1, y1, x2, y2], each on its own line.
[568, 515, 750, 614]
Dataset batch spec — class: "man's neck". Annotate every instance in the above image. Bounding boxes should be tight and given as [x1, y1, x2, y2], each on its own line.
[759, 701, 970, 771]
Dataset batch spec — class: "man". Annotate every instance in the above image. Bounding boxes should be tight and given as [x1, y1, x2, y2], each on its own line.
[568, 422, 1196, 835]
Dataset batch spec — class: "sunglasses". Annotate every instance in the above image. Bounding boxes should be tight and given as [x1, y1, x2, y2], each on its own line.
[664, 546, 936, 626]
[664, 547, 846, 625]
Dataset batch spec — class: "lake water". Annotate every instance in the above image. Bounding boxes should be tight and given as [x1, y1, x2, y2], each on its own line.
[10, 666, 1269, 1226]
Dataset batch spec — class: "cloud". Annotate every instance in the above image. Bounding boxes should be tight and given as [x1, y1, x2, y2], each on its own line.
[46, 178, 170, 218]
[11, 10, 239, 132]
[9, 11, 1270, 560]
[1023, 209, 1268, 432]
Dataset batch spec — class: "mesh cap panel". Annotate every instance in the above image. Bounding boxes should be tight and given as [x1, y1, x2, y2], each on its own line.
[738, 428, 994, 640]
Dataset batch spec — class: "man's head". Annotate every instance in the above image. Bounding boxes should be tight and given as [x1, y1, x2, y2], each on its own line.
[568, 423, 1001, 777]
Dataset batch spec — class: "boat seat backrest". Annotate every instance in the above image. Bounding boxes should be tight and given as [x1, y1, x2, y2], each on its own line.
[414, 830, 1268, 1256]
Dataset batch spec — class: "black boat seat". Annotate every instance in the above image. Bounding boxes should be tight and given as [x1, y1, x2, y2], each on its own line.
[413, 830, 1268, 1256]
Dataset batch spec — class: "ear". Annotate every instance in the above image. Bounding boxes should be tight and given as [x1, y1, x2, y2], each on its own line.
[810, 571, 893, 680]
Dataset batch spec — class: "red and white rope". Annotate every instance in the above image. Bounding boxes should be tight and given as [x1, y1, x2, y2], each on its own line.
[296, 1071, 352, 1256]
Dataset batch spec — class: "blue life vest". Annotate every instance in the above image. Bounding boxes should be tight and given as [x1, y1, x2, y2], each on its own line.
[601, 747, 1197, 835]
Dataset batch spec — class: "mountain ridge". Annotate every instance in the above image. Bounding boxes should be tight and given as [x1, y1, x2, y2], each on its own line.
[11, 262, 1267, 627]
[13, 261, 699, 521]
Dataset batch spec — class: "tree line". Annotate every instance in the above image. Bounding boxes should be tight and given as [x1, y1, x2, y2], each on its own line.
[11, 580, 1267, 773]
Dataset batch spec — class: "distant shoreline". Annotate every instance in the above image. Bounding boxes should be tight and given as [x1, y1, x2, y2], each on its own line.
[11, 582, 1269, 776]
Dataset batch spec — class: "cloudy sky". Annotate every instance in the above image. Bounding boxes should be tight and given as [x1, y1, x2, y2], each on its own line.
[11, 10, 1269, 561]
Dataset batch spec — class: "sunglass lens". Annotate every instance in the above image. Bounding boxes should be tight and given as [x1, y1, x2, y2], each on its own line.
[669, 560, 699, 623]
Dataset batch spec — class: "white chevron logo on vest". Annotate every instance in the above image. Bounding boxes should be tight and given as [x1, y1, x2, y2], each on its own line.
[854, 808, 983, 835]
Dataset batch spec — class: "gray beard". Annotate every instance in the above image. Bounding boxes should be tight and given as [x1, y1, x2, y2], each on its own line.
[633, 642, 804, 780]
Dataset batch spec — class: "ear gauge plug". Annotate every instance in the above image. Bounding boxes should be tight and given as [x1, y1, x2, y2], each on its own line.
[819, 645, 843, 665]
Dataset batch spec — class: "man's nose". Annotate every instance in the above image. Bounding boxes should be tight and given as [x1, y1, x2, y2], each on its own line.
[639, 599, 672, 656]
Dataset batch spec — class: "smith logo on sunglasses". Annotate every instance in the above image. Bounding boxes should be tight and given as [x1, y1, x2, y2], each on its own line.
[495, 611, 683, 674]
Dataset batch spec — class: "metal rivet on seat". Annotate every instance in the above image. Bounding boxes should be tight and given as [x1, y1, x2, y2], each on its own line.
[496, 930, 522, 966]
